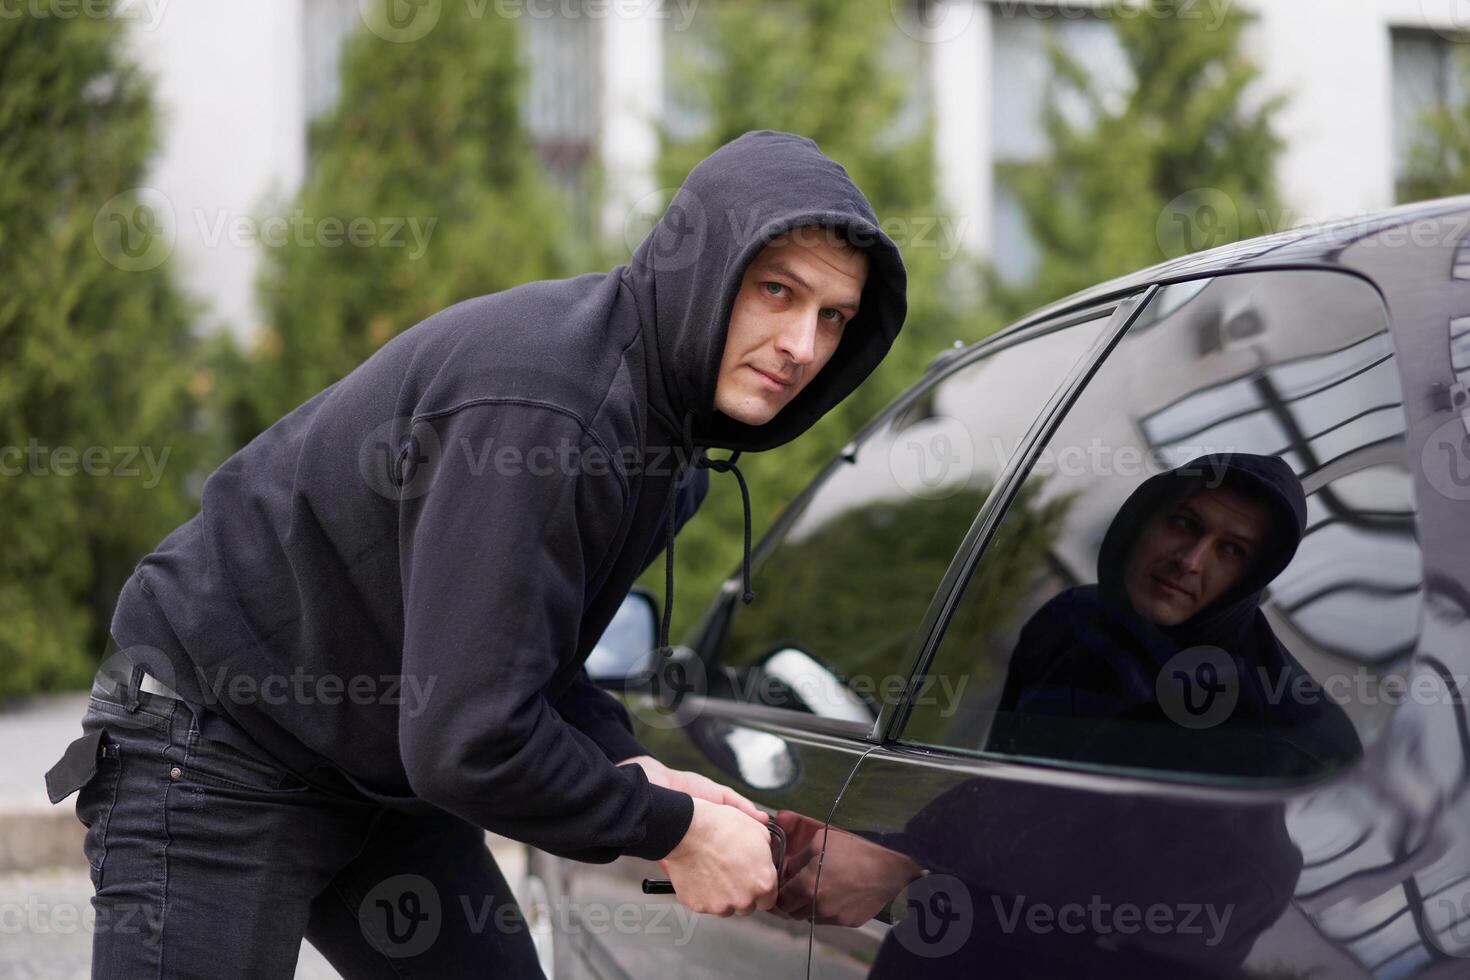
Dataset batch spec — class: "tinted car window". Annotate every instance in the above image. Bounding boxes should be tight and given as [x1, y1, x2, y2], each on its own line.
[903, 270, 1416, 783]
[701, 311, 1114, 729]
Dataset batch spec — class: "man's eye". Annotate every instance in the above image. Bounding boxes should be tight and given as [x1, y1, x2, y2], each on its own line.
[820, 308, 845, 324]
[1225, 543, 1247, 559]
[762, 282, 787, 297]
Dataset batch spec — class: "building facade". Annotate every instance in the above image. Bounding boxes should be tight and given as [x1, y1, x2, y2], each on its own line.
[125, 0, 1470, 339]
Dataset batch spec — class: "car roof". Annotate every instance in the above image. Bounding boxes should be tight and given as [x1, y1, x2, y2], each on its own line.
[992, 193, 1470, 340]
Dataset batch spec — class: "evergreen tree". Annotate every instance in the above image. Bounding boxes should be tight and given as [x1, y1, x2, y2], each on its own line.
[214, 6, 576, 441]
[0, 2, 209, 697]
[996, 2, 1284, 317]
[646, 0, 993, 638]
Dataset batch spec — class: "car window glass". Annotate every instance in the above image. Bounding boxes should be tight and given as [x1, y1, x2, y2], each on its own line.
[700, 310, 1115, 729]
[902, 270, 1415, 784]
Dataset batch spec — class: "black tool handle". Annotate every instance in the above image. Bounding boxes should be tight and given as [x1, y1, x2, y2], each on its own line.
[641, 878, 675, 894]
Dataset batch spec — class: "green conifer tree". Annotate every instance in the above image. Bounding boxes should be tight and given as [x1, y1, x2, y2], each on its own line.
[0, 2, 209, 696]
[997, 2, 1285, 317]
[215, 6, 576, 441]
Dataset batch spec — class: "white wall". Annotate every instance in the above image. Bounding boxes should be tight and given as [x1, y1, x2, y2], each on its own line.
[126, 0, 307, 342]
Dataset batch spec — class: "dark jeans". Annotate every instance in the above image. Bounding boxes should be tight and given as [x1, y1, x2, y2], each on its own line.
[45, 666, 545, 979]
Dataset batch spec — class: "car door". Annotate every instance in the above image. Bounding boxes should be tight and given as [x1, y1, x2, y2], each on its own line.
[538, 302, 1119, 980]
[807, 263, 1462, 978]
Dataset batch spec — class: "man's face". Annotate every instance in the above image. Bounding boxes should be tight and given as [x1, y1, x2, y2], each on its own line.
[1122, 484, 1271, 627]
[714, 229, 869, 426]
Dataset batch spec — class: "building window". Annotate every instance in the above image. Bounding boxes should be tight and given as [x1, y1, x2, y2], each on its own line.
[989, 5, 1131, 285]
[1390, 28, 1467, 201]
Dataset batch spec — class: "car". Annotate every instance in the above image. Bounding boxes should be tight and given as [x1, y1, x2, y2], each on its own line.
[524, 195, 1470, 979]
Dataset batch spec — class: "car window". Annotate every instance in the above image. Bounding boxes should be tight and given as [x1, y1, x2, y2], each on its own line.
[901, 270, 1416, 784]
[698, 309, 1115, 731]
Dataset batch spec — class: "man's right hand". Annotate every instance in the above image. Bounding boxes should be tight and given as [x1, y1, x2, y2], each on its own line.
[658, 798, 778, 916]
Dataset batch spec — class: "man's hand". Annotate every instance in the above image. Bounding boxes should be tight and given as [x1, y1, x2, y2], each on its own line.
[659, 798, 778, 916]
[616, 755, 764, 823]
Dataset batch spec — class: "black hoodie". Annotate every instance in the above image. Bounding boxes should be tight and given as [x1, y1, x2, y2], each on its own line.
[107, 131, 907, 862]
[990, 453, 1362, 779]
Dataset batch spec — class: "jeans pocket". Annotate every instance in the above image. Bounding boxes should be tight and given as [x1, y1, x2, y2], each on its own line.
[182, 736, 312, 796]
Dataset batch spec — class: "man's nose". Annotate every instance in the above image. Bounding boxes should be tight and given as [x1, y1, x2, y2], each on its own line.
[1175, 539, 1210, 572]
[775, 314, 820, 365]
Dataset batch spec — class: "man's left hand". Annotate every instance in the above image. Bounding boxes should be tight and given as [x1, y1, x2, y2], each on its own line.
[616, 755, 765, 823]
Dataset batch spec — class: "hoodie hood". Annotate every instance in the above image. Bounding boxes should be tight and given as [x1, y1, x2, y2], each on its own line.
[993, 453, 1361, 777]
[620, 131, 908, 658]
[1097, 452, 1308, 648]
[622, 130, 908, 453]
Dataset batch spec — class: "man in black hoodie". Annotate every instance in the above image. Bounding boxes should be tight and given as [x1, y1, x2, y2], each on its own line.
[44, 131, 907, 977]
[991, 452, 1362, 777]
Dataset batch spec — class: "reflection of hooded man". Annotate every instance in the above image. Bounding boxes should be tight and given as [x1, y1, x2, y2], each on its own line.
[991, 453, 1362, 778]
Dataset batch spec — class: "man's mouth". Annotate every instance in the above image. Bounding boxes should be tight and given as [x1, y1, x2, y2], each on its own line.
[749, 366, 792, 392]
[1151, 574, 1194, 601]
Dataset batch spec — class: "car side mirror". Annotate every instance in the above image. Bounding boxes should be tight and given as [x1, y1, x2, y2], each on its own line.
[754, 646, 879, 724]
[584, 588, 660, 689]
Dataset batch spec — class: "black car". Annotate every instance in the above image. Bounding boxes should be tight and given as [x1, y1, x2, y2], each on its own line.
[525, 196, 1470, 979]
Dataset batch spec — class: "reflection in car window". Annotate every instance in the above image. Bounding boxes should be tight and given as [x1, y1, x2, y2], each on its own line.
[701, 311, 1114, 725]
[904, 270, 1416, 782]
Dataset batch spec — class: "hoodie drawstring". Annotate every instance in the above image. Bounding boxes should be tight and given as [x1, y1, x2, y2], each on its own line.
[656, 413, 756, 660]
